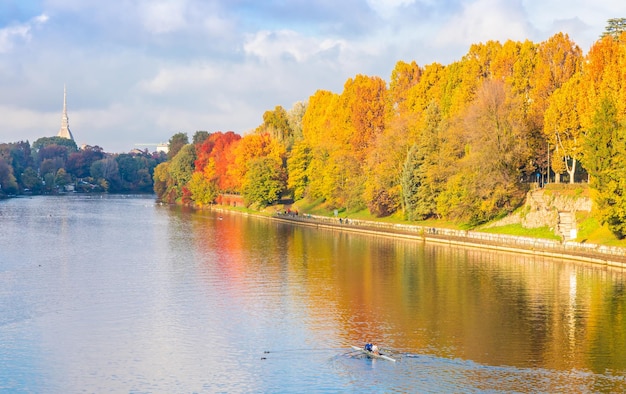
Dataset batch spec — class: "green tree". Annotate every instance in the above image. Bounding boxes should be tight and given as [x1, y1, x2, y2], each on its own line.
[193, 131, 210, 145]
[401, 144, 419, 219]
[32, 136, 78, 153]
[42, 172, 56, 194]
[188, 161, 219, 206]
[114, 154, 156, 192]
[602, 18, 626, 40]
[399, 103, 442, 220]
[582, 95, 626, 238]
[90, 157, 120, 192]
[21, 167, 43, 193]
[0, 158, 18, 195]
[241, 156, 286, 207]
[54, 168, 71, 189]
[168, 144, 196, 198]
[153, 162, 171, 201]
[168, 132, 189, 160]
[0, 141, 33, 191]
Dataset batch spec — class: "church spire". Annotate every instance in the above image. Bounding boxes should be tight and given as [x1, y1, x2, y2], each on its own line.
[57, 85, 74, 141]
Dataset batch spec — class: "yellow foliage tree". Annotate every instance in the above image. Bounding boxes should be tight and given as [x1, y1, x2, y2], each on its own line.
[544, 74, 584, 183]
[229, 133, 285, 192]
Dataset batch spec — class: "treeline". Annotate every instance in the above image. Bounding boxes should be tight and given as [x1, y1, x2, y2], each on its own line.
[155, 21, 626, 237]
[0, 136, 165, 196]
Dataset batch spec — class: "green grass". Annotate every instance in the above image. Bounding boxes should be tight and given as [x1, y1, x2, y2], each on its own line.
[477, 223, 561, 240]
[575, 211, 626, 246]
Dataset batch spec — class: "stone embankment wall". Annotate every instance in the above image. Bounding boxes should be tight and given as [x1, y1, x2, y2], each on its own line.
[274, 211, 626, 269]
[483, 189, 592, 240]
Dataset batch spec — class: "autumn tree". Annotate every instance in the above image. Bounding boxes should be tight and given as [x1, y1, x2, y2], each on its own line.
[364, 118, 409, 217]
[66, 145, 105, 179]
[343, 74, 387, 160]
[532, 33, 582, 182]
[544, 74, 584, 183]
[438, 80, 529, 224]
[287, 101, 307, 144]
[387, 60, 422, 120]
[260, 106, 293, 149]
[229, 133, 285, 193]
[286, 141, 312, 201]
[194, 131, 241, 193]
[582, 34, 626, 127]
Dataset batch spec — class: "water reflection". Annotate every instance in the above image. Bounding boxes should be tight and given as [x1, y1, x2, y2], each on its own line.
[1, 196, 625, 392]
[187, 208, 626, 377]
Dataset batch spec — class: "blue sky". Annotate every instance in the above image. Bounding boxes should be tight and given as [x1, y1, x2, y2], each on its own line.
[0, 0, 624, 152]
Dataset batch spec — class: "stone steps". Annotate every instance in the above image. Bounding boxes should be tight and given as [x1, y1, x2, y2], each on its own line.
[558, 211, 576, 240]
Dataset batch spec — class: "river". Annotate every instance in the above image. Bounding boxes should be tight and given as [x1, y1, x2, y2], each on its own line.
[1, 195, 625, 392]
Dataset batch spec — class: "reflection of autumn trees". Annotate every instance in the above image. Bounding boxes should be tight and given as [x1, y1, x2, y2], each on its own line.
[153, 27, 626, 235]
[187, 212, 626, 373]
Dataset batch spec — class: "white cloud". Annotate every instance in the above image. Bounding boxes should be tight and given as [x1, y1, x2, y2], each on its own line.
[139, 64, 219, 94]
[367, 0, 417, 18]
[243, 29, 347, 63]
[0, 14, 48, 53]
[139, 0, 188, 34]
[436, 0, 530, 47]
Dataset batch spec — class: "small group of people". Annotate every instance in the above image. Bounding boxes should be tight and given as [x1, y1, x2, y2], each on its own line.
[364, 343, 380, 355]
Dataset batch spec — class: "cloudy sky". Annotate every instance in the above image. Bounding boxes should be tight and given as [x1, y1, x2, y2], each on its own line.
[0, 0, 624, 153]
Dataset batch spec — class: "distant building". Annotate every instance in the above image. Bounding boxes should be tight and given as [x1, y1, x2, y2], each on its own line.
[57, 85, 75, 141]
[135, 143, 169, 153]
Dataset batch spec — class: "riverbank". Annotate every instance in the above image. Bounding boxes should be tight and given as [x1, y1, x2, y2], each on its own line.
[210, 205, 626, 269]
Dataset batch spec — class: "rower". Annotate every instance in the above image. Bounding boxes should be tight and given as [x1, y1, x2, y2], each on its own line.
[371, 344, 380, 355]
[364, 343, 380, 355]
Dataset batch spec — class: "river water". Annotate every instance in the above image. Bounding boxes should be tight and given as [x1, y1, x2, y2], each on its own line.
[1, 195, 625, 393]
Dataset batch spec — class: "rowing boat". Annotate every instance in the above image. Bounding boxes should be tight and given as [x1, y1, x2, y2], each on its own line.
[350, 345, 396, 362]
